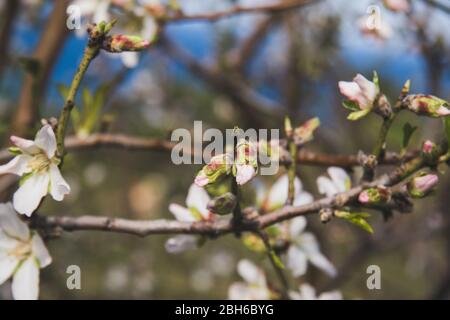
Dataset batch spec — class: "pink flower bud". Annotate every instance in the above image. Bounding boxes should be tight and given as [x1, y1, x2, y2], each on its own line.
[403, 94, 450, 118]
[408, 173, 439, 198]
[422, 140, 434, 154]
[106, 35, 150, 53]
[339, 74, 379, 111]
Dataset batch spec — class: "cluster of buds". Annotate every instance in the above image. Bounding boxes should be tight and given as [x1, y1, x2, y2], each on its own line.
[422, 140, 440, 164]
[293, 117, 320, 146]
[234, 138, 258, 185]
[103, 34, 150, 53]
[358, 185, 391, 204]
[194, 154, 233, 187]
[402, 94, 450, 118]
[339, 73, 380, 120]
[407, 172, 439, 199]
[207, 192, 237, 215]
[87, 20, 116, 45]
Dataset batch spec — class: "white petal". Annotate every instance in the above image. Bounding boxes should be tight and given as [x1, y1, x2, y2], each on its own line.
[10, 136, 39, 154]
[185, 184, 210, 219]
[13, 173, 50, 217]
[12, 256, 40, 300]
[298, 232, 320, 253]
[289, 216, 307, 238]
[328, 167, 351, 193]
[0, 230, 20, 251]
[293, 191, 314, 206]
[338, 81, 362, 101]
[228, 283, 269, 300]
[287, 246, 308, 277]
[308, 252, 337, 277]
[0, 202, 30, 241]
[267, 175, 302, 210]
[120, 52, 139, 68]
[169, 204, 196, 222]
[49, 164, 70, 201]
[299, 283, 318, 300]
[235, 164, 256, 186]
[31, 234, 51, 268]
[0, 253, 19, 285]
[0, 155, 32, 176]
[354, 74, 378, 103]
[165, 235, 198, 254]
[318, 290, 342, 300]
[34, 125, 57, 159]
[316, 176, 338, 197]
[237, 259, 265, 286]
[93, 0, 110, 22]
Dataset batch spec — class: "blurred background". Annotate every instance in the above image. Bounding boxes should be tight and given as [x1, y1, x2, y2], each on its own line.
[0, 0, 450, 299]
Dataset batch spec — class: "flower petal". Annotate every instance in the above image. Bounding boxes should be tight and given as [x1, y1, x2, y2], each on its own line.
[237, 259, 265, 286]
[31, 234, 52, 268]
[0, 202, 30, 241]
[338, 81, 362, 103]
[318, 290, 342, 300]
[13, 173, 50, 217]
[49, 164, 70, 201]
[235, 164, 256, 185]
[0, 155, 32, 176]
[299, 283, 318, 300]
[354, 74, 378, 103]
[328, 167, 351, 193]
[164, 235, 198, 254]
[316, 176, 338, 197]
[10, 136, 39, 154]
[169, 204, 196, 222]
[287, 246, 308, 277]
[185, 184, 210, 219]
[289, 216, 307, 238]
[267, 175, 302, 210]
[0, 253, 18, 286]
[12, 256, 40, 300]
[34, 125, 57, 159]
[293, 191, 314, 206]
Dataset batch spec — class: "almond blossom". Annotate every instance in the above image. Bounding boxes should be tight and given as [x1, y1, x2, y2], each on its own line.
[228, 259, 275, 300]
[165, 184, 215, 253]
[0, 202, 51, 300]
[383, 0, 410, 13]
[0, 125, 70, 217]
[316, 167, 351, 197]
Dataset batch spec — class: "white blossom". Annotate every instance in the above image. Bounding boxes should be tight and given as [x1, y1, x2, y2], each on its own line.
[289, 283, 342, 300]
[228, 259, 272, 300]
[0, 125, 70, 217]
[316, 167, 351, 198]
[0, 203, 51, 300]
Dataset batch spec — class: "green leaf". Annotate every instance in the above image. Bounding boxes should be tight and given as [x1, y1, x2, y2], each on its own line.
[402, 122, 417, 150]
[335, 211, 374, 234]
[342, 100, 360, 111]
[347, 109, 370, 121]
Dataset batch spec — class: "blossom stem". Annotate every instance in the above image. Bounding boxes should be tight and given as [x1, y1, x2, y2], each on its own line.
[56, 34, 103, 158]
[372, 113, 396, 161]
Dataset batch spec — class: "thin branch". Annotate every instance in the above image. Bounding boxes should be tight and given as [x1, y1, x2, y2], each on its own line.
[168, 0, 318, 22]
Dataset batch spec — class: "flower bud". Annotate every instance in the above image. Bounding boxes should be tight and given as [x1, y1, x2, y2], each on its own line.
[319, 208, 333, 223]
[407, 172, 439, 198]
[358, 186, 391, 204]
[234, 139, 258, 185]
[294, 117, 320, 145]
[422, 140, 439, 164]
[207, 192, 237, 215]
[195, 154, 233, 187]
[403, 94, 450, 118]
[104, 35, 150, 53]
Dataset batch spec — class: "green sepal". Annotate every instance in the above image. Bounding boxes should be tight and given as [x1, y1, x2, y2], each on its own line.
[347, 109, 370, 121]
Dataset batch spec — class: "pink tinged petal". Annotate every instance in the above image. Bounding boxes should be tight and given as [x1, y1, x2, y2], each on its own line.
[49, 164, 70, 201]
[328, 167, 351, 192]
[436, 105, 450, 116]
[194, 171, 208, 187]
[0, 202, 30, 241]
[0, 155, 32, 176]
[31, 234, 51, 268]
[34, 125, 57, 159]
[10, 136, 39, 154]
[316, 176, 338, 197]
[353, 74, 378, 103]
[237, 259, 266, 286]
[185, 184, 210, 220]
[0, 253, 19, 285]
[165, 235, 198, 254]
[384, 0, 410, 12]
[12, 256, 40, 300]
[289, 216, 307, 238]
[168, 204, 196, 222]
[287, 246, 308, 277]
[338, 81, 362, 102]
[235, 164, 256, 185]
[13, 173, 50, 217]
[358, 191, 370, 203]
